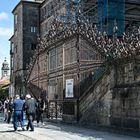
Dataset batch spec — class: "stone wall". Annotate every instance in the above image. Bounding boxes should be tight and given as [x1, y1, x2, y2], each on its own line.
[79, 68, 113, 127]
[111, 86, 140, 132]
[23, 2, 40, 69]
[29, 50, 48, 98]
[11, 1, 40, 95]
[79, 57, 140, 133]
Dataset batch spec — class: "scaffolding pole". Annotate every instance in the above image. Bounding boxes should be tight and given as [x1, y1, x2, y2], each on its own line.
[98, 0, 125, 36]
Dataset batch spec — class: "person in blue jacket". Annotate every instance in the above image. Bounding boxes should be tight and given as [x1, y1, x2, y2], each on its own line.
[13, 94, 25, 131]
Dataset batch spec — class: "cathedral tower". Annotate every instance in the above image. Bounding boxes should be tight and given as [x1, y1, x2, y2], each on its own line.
[1, 58, 9, 79]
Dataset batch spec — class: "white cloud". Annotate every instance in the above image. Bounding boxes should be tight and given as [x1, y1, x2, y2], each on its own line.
[0, 12, 8, 20]
[0, 27, 13, 37]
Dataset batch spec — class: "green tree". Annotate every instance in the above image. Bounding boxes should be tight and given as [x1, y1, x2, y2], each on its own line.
[0, 85, 9, 102]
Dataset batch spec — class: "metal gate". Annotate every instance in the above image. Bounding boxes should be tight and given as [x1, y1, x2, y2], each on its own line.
[47, 100, 63, 120]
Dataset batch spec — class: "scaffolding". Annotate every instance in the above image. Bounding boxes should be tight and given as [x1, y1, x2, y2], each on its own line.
[42, 0, 125, 35]
[79, 0, 97, 23]
[59, 0, 125, 35]
[57, 0, 97, 24]
[98, 0, 125, 36]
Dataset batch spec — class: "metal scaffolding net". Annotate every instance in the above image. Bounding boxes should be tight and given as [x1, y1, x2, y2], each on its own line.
[98, 0, 125, 36]
[43, 0, 97, 24]
[40, 0, 126, 36]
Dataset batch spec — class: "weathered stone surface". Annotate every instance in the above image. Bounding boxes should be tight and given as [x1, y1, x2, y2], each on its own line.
[79, 58, 140, 133]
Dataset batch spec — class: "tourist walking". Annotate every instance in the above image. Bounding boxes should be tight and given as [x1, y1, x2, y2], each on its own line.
[13, 95, 24, 131]
[36, 96, 45, 126]
[3, 97, 9, 122]
[7, 97, 13, 124]
[20, 95, 26, 126]
[24, 94, 36, 131]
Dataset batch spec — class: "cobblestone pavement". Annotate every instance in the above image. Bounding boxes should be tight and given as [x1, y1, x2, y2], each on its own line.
[0, 114, 140, 140]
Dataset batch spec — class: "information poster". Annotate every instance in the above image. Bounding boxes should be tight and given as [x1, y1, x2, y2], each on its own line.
[65, 79, 74, 98]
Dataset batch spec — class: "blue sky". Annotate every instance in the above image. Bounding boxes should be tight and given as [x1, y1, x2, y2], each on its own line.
[0, 0, 20, 77]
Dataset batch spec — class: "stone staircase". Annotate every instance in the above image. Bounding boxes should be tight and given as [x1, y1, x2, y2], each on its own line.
[79, 64, 108, 100]
[79, 66, 112, 126]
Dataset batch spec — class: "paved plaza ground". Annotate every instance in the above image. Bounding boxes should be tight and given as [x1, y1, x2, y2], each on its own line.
[0, 113, 139, 140]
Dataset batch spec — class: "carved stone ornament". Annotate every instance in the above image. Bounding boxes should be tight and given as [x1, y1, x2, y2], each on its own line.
[26, 19, 140, 81]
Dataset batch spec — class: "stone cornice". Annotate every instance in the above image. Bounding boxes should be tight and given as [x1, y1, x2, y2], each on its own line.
[25, 19, 140, 82]
[38, 19, 140, 60]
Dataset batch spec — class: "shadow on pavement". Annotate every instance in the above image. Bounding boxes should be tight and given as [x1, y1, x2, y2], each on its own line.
[0, 130, 15, 133]
[41, 122, 103, 139]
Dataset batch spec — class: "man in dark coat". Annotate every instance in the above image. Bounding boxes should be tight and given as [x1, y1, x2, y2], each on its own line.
[7, 97, 13, 124]
[13, 95, 24, 131]
[24, 94, 36, 131]
[36, 97, 45, 126]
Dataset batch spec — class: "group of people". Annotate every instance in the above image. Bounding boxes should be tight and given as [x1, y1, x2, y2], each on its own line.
[2, 94, 46, 131]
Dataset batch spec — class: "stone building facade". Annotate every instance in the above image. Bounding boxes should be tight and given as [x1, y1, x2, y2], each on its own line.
[79, 55, 140, 133]
[10, 0, 140, 132]
[10, 0, 140, 96]
[9, 1, 40, 95]
[28, 30, 103, 100]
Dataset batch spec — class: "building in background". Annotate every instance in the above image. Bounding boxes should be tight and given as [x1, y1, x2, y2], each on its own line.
[1, 58, 9, 79]
[0, 58, 10, 99]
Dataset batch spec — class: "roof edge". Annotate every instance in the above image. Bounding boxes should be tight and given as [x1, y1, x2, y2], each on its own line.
[12, 0, 41, 14]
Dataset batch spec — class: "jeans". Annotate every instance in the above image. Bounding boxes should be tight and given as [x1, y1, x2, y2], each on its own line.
[13, 111, 24, 130]
[22, 111, 27, 126]
[27, 112, 35, 131]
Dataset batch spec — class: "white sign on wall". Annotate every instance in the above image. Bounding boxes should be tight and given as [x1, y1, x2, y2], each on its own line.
[65, 79, 74, 98]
